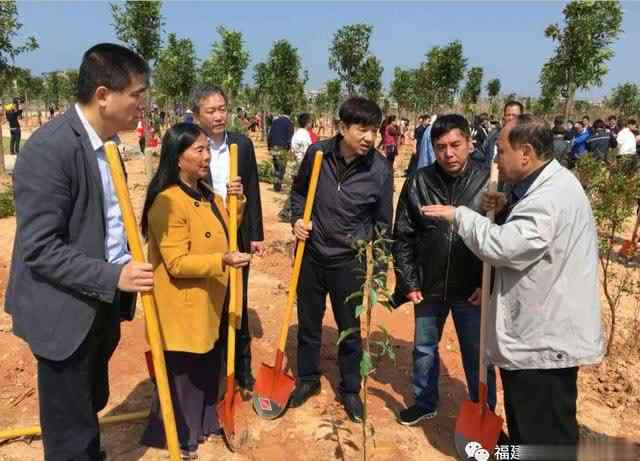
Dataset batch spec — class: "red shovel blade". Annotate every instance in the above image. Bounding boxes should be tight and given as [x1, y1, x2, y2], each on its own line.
[619, 240, 637, 257]
[217, 375, 243, 451]
[454, 385, 503, 459]
[252, 350, 296, 419]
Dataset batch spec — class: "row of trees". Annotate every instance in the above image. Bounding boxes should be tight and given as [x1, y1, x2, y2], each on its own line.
[1, 1, 637, 124]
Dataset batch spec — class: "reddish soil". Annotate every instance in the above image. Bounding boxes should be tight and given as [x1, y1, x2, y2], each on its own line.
[0, 135, 638, 460]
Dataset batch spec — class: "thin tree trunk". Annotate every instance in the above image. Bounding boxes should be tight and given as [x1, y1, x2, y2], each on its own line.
[0, 104, 6, 176]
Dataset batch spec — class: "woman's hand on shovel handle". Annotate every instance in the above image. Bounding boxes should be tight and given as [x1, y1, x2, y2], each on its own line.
[118, 261, 154, 292]
[223, 251, 251, 268]
[227, 176, 243, 197]
[293, 219, 312, 241]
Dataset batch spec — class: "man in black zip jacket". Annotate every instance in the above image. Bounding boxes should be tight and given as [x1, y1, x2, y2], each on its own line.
[288, 97, 393, 422]
[392, 114, 497, 426]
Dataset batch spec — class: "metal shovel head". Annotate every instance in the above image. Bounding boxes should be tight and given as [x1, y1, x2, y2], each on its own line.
[217, 388, 243, 452]
[619, 240, 637, 257]
[454, 397, 503, 460]
[252, 361, 296, 419]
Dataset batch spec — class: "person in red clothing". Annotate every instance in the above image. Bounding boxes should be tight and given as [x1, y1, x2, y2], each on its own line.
[136, 117, 146, 153]
[383, 115, 400, 167]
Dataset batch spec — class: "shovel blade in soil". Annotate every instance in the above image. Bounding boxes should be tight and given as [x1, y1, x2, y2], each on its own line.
[619, 240, 637, 257]
[217, 389, 242, 451]
[454, 398, 503, 460]
[252, 362, 296, 419]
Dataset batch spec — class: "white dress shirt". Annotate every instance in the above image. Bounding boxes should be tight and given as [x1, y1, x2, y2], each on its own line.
[617, 127, 637, 156]
[75, 104, 131, 264]
[209, 133, 230, 200]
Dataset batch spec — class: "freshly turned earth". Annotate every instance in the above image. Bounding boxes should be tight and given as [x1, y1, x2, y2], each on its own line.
[0, 128, 638, 460]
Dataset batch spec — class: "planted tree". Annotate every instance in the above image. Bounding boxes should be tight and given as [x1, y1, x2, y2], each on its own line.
[416, 40, 467, 112]
[338, 230, 395, 461]
[262, 39, 306, 115]
[609, 83, 640, 120]
[155, 33, 197, 111]
[539, 0, 623, 121]
[576, 156, 640, 356]
[0, 0, 38, 175]
[201, 26, 250, 104]
[111, 0, 163, 65]
[44, 71, 61, 110]
[359, 55, 383, 103]
[390, 67, 418, 117]
[461, 66, 483, 113]
[59, 69, 79, 108]
[329, 23, 373, 96]
[486, 78, 501, 116]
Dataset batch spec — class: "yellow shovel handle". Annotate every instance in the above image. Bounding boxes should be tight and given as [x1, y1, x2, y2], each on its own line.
[104, 142, 181, 461]
[277, 150, 324, 352]
[226, 144, 239, 377]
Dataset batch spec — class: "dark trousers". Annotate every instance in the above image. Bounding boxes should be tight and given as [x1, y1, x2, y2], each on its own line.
[271, 147, 288, 192]
[296, 253, 363, 394]
[141, 345, 224, 451]
[138, 136, 145, 153]
[500, 367, 579, 460]
[385, 144, 397, 168]
[10, 127, 21, 155]
[35, 307, 120, 461]
[235, 263, 253, 386]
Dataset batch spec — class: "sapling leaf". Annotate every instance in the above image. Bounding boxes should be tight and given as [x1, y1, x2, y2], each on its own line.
[337, 327, 360, 345]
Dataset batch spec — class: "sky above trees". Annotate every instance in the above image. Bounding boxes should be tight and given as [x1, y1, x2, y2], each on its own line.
[11, 1, 640, 100]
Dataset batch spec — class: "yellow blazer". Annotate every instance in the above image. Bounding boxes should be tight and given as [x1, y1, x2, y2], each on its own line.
[147, 184, 245, 353]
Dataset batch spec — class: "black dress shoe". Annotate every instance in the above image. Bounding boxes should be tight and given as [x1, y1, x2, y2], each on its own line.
[289, 381, 321, 408]
[340, 392, 363, 423]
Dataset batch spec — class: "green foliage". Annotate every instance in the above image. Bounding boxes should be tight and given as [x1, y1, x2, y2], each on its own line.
[539, 0, 623, 119]
[0, 1, 38, 79]
[390, 67, 418, 115]
[13, 68, 45, 104]
[416, 40, 467, 112]
[201, 26, 250, 103]
[328, 23, 374, 96]
[358, 55, 383, 102]
[257, 159, 275, 184]
[110, 0, 163, 63]
[44, 71, 61, 107]
[609, 82, 640, 119]
[576, 156, 640, 355]
[341, 228, 395, 460]
[462, 66, 483, 105]
[486, 78, 501, 99]
[154, 33, 197, 109]
[58, 69, 78, 106]
[257, 39, 306, 115]
[0, 188, 15, 218]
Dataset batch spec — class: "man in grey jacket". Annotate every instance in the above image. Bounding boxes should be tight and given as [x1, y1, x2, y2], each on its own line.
[6, 43, 152, 460]
[423, 115, 603, 457]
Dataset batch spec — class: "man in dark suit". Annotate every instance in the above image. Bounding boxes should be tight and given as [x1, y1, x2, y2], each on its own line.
[192, 85, 265, 391]
[5, 43, 153, 461]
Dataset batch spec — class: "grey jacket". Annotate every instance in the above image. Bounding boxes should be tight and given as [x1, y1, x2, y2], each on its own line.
[5, 108, 133, 361]
[453, 160, 603, 370]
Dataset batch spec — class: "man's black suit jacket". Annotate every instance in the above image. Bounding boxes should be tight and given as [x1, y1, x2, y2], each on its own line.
[5, 108, 135, 361]
[216, 131, 264, 252]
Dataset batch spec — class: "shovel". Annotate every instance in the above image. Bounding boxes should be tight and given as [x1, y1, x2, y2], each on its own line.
[454, 162, 503, 460]
[217, 143, 245, 450]
[619, 210, 639, 257]
[252, 150, 324, 419]
[103, 142, 181, 461]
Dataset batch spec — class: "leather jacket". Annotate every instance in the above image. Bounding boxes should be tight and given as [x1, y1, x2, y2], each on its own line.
[392, 161, 489, 304]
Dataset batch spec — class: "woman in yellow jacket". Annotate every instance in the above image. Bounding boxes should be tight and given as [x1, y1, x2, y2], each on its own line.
[139, 123, 250, 459]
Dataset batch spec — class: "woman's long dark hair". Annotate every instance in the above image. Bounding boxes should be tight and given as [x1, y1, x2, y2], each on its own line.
[141, 122, 205, 239]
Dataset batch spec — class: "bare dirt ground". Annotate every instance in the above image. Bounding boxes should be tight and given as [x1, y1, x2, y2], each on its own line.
[0, 132, 638, 460]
